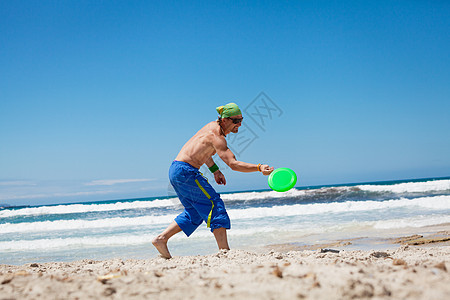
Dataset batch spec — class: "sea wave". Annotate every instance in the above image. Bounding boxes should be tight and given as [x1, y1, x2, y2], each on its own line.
[222, 189, 307, 201]
[0, 234, 157, 251]
[2, 195, 448, 234]
[223, 179, 450, 203]
[358, 179, 450, 193]
[0, 215, 177, 234]
[2, 179, 448, 219]
[2, 214, 449, 251]
[0, 199, 177, 218]
[0, 228, 280, 251]
[228, 195, 450, 220]
[373, 215, 450, 229]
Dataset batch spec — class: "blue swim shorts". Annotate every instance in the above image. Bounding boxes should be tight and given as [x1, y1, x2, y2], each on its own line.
[169, 160, 231, 237]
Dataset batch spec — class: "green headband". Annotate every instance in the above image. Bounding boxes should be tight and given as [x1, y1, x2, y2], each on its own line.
[216, 103, 242, 118]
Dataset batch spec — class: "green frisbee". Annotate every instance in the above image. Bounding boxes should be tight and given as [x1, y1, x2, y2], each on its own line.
[268, 168, 297, 192]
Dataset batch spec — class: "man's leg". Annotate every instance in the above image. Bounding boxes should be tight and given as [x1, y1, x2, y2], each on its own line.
[190, 174, 231, 251]
[213, 227, 230, 250]
[152, 221, 182, 259]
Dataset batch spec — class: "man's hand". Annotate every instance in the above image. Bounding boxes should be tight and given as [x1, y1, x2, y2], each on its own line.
[260, 164, 274, 176]
[214, 170, 227, 185]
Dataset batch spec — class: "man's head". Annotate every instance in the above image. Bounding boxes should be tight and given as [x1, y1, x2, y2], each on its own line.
[216, 102, 243, 134]
[216, 103, 241, 118]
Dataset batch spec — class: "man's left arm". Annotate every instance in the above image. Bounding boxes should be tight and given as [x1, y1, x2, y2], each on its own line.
[213, 135, 274, 175]
[205, 156, 217, 169]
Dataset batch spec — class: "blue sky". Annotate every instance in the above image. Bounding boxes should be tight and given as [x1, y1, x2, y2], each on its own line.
[1, 1, 449, 205]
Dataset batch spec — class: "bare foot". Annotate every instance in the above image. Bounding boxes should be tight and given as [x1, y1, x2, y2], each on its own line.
[152, 236, 172, 259]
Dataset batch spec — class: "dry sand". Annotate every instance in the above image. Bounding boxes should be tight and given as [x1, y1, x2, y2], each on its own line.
[1, 242, 449, 299]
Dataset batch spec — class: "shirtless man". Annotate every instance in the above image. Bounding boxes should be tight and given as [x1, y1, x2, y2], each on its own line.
[152, 103, 274, 258]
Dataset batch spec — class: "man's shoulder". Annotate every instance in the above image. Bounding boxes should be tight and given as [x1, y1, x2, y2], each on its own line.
[202, 122, 222, 140]
[207, 120, 218, 127]
[204, 121, 217, 134]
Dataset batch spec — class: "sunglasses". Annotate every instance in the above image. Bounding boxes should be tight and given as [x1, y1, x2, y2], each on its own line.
[228, 117, 244, 124]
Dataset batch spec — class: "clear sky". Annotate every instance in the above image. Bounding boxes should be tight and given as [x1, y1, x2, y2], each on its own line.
[1, 1, 449, 206]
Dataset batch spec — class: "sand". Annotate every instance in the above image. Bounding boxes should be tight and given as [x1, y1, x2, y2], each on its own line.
[1, 241, 449, 299]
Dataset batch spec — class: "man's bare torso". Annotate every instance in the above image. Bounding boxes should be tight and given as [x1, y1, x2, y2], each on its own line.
[175, 121, 223, 169]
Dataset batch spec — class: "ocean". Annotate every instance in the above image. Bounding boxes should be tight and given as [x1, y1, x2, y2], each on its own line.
[1, 177, 449, 265]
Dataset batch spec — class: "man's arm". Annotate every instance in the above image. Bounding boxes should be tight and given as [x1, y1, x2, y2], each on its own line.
[213, 135, 273, 175]
[205, 156, 217, 169]
[205, 156, 227, 185]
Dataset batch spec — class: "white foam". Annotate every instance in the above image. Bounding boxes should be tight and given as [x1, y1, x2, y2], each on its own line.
[373, 215, 450, 229]
[0, 234, 157, 251]
[3, 195, 448, 234]
[2, 179, 449, 219]
[223, 179, 450, 202]
[0, 225, 303, 251]
[0, 189, 305, 219]
[358, 179, 450, 193]
[0, 215, 177, 234]
[1, 213, 449, 251]
[0, 199, 177, 218]
[228, 195, 450, 220]
[221, 189, 306, 201]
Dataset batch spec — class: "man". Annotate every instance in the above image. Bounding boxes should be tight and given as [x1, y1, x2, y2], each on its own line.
[152, 103, 274, 258]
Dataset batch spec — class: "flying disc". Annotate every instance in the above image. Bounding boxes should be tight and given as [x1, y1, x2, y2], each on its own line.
[268, 168, 297, 192]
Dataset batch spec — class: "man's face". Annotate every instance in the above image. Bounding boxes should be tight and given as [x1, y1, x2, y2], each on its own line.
[224, 114, 243, 133]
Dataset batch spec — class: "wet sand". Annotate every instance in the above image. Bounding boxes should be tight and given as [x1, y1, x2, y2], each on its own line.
[265, 229, 450, 252]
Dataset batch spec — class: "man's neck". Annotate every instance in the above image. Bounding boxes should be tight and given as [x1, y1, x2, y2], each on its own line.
[218, 122, 227, 136]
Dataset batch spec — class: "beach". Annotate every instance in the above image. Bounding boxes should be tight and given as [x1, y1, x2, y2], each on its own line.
[1, 231, 449, 300]
[1, 178, 449, 298]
